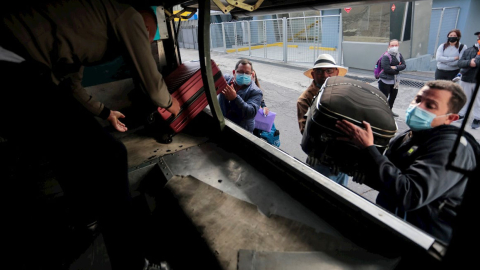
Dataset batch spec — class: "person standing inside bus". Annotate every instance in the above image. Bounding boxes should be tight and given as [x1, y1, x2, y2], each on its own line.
[435, 29, 467, 80]
[297, 54, 349, 187]
[1, 1, 179, 269]
[219, 59, 263, 133]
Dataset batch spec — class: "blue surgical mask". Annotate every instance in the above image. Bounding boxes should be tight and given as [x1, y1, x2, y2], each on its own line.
[405, 104, 449, 131]
[235, 73, 252, 86]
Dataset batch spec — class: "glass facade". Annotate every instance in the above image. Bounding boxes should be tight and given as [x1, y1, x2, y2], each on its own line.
[342, 2, 412, 43]
[342, 4, 391, 43]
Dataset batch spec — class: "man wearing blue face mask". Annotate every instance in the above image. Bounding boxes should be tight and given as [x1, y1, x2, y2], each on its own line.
[219, 59, 263, 132]
[336, 80, 477, 244]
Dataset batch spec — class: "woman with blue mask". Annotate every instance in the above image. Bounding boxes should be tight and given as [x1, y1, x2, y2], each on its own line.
[335, 80, 477, 244]
[218, 59, 263, 133]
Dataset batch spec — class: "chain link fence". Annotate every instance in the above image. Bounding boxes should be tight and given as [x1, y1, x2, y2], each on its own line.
[286, 16, 341, 63]
[427, 7, 460, 56]
[207, 15, 341, 64]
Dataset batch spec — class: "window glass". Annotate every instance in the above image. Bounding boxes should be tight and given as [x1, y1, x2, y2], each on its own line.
[304, 10, 320, 17]
[403, 2, 413, 41]
[342, 4, 391, 42]
[390, 2, 407, 41]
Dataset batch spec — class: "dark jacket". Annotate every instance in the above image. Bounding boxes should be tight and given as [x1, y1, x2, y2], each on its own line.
[1, 0, 172, 118]
[219, 74, 263, 132]
[362, 125, 476, 244]
[379, 52, 406, 82]
[458, 45, 479, 83]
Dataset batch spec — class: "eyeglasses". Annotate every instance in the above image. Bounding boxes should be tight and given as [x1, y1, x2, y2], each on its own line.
[314, 68, 337, 75]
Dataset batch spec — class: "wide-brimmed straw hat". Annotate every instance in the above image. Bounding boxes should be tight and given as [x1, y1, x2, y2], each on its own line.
[303, 54, 348, 79]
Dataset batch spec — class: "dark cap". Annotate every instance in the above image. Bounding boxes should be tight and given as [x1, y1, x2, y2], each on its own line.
[475, 31, 480, 35]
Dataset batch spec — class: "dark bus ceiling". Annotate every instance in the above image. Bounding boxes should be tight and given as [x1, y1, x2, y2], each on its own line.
[158, 0, 415, 17]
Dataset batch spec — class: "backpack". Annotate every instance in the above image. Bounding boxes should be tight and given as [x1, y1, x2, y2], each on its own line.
[374, 52, 392, 79]
[258, 123, 280, 147]
[443, 43, 464, 53]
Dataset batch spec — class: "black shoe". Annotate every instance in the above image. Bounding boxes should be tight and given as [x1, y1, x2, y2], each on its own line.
[472, 119, 480, 129]
[392, 111, 399, 117]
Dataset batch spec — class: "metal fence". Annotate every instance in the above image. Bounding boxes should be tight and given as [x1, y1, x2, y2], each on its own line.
[427, 7, 460, 56]
[178, 20, 199, 50]
[208, 15, 342, 64]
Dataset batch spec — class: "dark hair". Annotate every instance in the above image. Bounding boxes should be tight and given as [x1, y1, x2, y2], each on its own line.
[443, 29, 462, 50]
[252, 69, 261, 88]
[388, 39, 399, 46]
[235, 59, 253, 70]
[424, 80, 466, 113]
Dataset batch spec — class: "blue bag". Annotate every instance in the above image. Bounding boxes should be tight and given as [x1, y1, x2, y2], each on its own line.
[258, 123, 280, 147]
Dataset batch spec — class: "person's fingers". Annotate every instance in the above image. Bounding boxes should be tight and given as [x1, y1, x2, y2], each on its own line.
[117, 113, 125, 119]
[363, 121, 372, 133]
[335, 122, 348, 133]
[336, 120, 353, 134]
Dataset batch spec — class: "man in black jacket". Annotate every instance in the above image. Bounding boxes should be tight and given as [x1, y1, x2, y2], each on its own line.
[457, 31, 480, 129]
[336, 80, 477, 244]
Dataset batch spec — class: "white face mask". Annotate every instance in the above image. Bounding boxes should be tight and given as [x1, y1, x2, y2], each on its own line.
[388, 46, 399, 54]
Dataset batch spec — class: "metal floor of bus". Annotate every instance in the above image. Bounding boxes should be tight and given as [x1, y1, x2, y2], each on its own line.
[66, 119, 400, 270]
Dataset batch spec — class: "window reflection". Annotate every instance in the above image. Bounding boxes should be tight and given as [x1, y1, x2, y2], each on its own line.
[342, 4, 391, 43]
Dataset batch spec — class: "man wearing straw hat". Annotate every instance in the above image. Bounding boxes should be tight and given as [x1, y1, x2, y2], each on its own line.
[297, 54, 349, 186]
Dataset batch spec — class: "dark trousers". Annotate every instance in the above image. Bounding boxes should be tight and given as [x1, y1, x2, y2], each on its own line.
[0, 61, 144, 269]
[378, 80, 398, 109]
[435, 68, 460, 81]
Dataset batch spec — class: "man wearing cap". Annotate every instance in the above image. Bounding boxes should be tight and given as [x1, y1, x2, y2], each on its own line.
[457, 31, 480, 129]
[297, 54, 349, 186]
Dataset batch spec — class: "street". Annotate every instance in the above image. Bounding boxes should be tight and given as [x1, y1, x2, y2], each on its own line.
[180, 48, 480, 202]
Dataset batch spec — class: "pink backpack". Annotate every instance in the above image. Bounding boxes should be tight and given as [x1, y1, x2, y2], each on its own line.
[374, 52, 392, 79]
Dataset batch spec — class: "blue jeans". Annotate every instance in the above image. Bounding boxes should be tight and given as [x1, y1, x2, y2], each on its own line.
[312, 163, 349, 187]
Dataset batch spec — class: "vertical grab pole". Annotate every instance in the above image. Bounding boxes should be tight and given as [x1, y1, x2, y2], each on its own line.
[198, 0, 225, 132]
